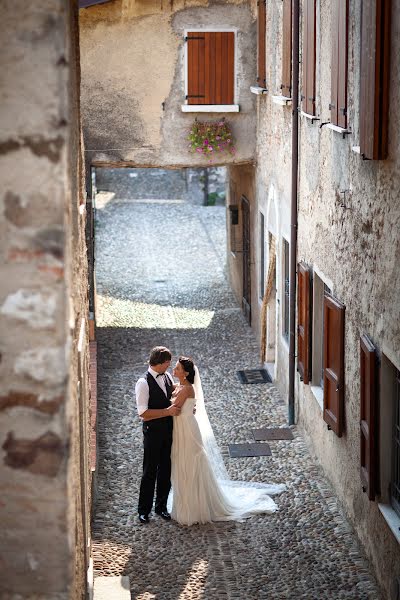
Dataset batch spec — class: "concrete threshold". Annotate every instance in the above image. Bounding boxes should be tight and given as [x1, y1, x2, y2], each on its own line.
[93, 576, 130, 600]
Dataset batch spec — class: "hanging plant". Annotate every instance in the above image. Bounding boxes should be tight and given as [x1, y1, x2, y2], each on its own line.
[187, 118, 236, 161]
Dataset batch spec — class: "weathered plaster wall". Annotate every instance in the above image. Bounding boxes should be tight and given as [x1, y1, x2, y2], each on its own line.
[79, 0, 256, 169]
[247, 0, 400, 595]
[0, 2, 90, 597]
[295, 0, 400, 596]
[249, 0, 293, 398]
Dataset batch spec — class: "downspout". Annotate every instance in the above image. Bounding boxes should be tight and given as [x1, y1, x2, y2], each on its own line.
[288, 0, 300, 426]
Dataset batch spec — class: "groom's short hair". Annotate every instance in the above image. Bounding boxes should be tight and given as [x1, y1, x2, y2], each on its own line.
[149, 346, 172, 366]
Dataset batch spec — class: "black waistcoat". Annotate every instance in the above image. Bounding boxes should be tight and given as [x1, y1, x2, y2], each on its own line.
[144, 372, 173, 432]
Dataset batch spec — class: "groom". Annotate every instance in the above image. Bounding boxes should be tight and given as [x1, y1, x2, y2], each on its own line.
[135, 346, 180, 524]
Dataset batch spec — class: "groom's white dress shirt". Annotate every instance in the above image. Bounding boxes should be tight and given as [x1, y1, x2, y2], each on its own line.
[135, 367, 173, 417]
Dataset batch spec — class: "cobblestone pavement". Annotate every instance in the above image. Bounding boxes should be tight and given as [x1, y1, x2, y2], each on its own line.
[93, 189, 382, 599]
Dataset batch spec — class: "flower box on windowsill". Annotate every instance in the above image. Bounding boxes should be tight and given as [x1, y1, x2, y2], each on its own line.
[181, 104, 240, 113]
[271, 95, 292, 106]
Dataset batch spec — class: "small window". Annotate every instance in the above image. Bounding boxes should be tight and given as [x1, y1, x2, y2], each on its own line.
[360, 334, 378, 501]
[260, 213, 265, 299]
[312, 273, 331, 388]
[185, 32, 235, 106]
[323, 292, 346, 436]
[359, 1, 391, 159]
[281, 0, 292, 98]
[257, 0, 267, 88]
[392, 370, 400, 517]
[301, 0, 316, 116]
[297, 262, 312, 385]
[282, 239, 290, 341]
[380, 354, 400, 518]
[330, 0, 349, 128]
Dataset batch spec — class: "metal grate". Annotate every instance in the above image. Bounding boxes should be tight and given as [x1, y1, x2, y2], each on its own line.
[392, 371, 400, 517]
[252, 428, 294, 441]
[228, 443, 272, 458]
[237, 369, 272, 384]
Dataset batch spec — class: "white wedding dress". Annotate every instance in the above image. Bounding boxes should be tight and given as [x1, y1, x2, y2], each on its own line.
[167, 368, 285, 526]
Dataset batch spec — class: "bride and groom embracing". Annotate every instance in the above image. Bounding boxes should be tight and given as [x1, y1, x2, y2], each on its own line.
[135, 346, 285, 526]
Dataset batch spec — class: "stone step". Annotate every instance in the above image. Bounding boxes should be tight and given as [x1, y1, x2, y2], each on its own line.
[93, 576, 130, 600]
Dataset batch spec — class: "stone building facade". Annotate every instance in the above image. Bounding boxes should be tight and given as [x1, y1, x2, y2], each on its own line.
[0, 2, 91, 598]
[79, 0, 257, 171]
[225, 0, 400, 597]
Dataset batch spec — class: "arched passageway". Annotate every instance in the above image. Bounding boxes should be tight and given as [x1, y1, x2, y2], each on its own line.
[91, 169, 380, 598]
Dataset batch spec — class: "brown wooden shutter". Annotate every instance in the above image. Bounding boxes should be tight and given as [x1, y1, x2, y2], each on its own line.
[330, 0, 348, 127]
[323, 294, 345, 436]
[257, 0, 267, 88]
[297, 263, 312, 384]
[281, 0, 292, 97]
[360, 334, 378, 500]
[187, 33, 206, 105]
[359, 0, 391, 160]
[187, 32, 234, 105]
[302, 0, 316, 116]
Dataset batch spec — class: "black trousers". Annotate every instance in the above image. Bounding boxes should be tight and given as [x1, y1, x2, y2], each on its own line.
[138, 423, 173, 516]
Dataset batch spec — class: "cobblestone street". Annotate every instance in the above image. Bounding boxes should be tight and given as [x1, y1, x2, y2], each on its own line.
[92, 172, 382, 599]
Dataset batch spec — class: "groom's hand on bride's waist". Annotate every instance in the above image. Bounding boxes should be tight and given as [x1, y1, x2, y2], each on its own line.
[167, 404, 181, 416]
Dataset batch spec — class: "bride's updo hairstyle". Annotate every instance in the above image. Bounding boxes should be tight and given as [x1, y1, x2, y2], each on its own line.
[178, 356, 195, 384]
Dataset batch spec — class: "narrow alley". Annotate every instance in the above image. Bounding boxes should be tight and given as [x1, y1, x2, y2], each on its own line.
[92, 170, 381, 600]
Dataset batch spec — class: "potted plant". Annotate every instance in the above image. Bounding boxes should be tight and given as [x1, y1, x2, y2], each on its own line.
[187, 118, 236, 162]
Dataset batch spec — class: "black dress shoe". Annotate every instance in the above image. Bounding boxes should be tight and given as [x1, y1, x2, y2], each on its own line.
[138, 514, 149, 524]
[155, 509, 171, 521]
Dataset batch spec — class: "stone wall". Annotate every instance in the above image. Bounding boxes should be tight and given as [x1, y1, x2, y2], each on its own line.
[79, 0, 256, 171]
[0, 2, 90, 597]
[243, 0, 400, 595]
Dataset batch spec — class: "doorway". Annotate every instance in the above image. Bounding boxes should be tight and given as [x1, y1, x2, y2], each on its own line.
[241, 195, 251, 324]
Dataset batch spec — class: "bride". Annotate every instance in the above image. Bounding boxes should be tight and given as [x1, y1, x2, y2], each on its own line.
[167, 356, 285, 526]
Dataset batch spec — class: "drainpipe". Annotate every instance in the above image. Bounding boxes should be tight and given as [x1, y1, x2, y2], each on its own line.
[288, 0, 300, 426]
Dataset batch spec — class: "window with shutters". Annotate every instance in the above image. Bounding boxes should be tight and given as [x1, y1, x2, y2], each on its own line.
[281, 0, 292, 98]
[380, 355, 400, 528]
[282, 239, 290, 342]
[297, 263, 312, 385]
[359, 0, 391, 160]
[392, 369, 400, 517]
[311, 272, 332, 409]
[360, 335, 379, 501]
[182, 31, 239, 112]
[323, 293, 345, 437]
[301, 0, 316, 116]
[329, 0, 349, 130]
[256, 0, 267, 91]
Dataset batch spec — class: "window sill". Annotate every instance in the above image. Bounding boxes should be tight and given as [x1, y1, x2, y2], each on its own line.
[181, 104, 240, 113]
[378, 503, 400, 544]
[326, 123, 351, 136]
[300, 111, 320, 124]
[310, 385, 324, 412]
[250, 86, 268, 95]
[271, 95, 292, 106]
